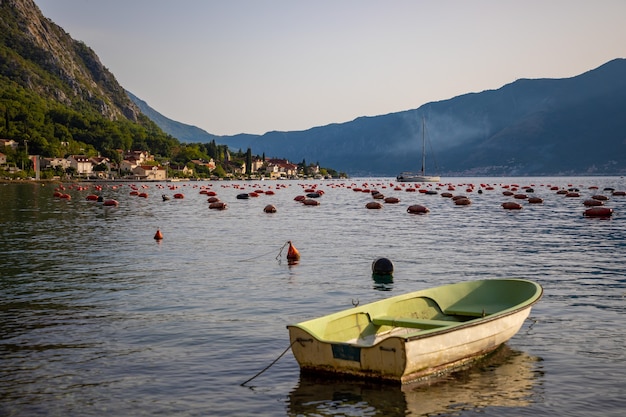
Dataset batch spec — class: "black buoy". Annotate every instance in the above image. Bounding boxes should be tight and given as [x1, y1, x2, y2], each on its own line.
[372, 257, 394, 275]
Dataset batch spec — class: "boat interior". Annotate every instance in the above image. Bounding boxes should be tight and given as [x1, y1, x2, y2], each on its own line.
[325, 296, 491, 347]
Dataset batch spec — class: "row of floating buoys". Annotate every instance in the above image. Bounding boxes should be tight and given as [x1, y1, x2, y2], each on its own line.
[49, 181, 623, 219]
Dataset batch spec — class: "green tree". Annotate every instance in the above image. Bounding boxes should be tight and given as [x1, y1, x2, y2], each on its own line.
[245, 148, 252, 177]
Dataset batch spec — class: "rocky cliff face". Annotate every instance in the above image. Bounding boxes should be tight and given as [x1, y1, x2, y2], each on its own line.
[0, 0, 139, 121]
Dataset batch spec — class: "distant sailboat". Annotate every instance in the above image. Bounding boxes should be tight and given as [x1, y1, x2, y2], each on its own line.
[396, 116, 440, 183]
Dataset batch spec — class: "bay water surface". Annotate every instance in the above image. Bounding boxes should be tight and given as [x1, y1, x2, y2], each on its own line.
[1, 177, 625, 416]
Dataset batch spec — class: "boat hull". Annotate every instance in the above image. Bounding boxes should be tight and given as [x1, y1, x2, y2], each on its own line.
[396, 173, 440, 183]
[288, 279, 542, 383]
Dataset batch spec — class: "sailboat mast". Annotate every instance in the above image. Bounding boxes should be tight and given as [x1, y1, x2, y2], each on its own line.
[421, 116, 426, 175]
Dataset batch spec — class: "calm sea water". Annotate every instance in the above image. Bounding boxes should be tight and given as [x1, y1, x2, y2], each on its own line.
[1, 177, 625, 417]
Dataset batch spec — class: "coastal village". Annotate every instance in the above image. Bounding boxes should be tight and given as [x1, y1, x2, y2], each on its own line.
[0, 138, 323, 181]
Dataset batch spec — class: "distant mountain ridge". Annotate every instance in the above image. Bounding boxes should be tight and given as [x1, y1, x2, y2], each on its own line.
[132, 59, 626, 176]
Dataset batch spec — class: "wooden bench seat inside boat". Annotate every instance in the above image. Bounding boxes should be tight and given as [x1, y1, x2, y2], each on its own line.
[443, 305, 490, 317]
[371, 316, 458, 329]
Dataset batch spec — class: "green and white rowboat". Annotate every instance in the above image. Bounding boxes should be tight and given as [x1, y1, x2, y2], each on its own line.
[287, 279, 543, 384]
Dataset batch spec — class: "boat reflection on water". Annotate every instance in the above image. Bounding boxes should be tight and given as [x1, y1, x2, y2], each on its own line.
[287, 345, 543, 417]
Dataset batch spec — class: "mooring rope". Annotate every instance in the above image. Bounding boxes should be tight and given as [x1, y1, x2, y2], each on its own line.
[275, 241, 290, 262]
[240, 339, 298, 387]
[238, 241, 289, 262]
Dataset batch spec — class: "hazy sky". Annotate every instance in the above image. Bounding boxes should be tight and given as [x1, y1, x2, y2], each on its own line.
[36, 0, 625, 136]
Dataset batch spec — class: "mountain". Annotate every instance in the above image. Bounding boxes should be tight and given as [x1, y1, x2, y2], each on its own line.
[1, 0, 178, 161]
[135, 59, 626, 177]
[5, 0, 624, 177]
[126, 90, 220, 144]
[0, 0, 139, 121]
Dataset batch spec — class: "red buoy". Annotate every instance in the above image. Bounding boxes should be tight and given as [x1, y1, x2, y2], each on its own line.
[103, 199, 119, 207]
[154, 229, 163, 240]
[502, 202, 523, 210]
[454, 197, 471, 206]
[209, 201, 227, 210]
[583, 199, 603, 207]
[366, 201, 383, 209]
[407, 204, 429, 214]
[584, 207, 613, 218]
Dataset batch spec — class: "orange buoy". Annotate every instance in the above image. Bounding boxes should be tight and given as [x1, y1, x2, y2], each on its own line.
[407, 204, 430, 214]
[294, 195, 306, 202]
[287, 241, 300, 262]
[154, 229, 163, 240]
[207, 196, 220, 203]
[384, 197, 400, 204]
[502, 202, 523, 210]
[86, 194, 99, 201]
[528, 197, 544, 204]
[302, 199, 320, 206]
[584, 207, 613, 217]
[173, 193, 184, 199]
[263, 204, 277, 213]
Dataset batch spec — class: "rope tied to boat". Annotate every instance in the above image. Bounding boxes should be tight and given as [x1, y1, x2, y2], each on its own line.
[240, 339, 299, 387]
